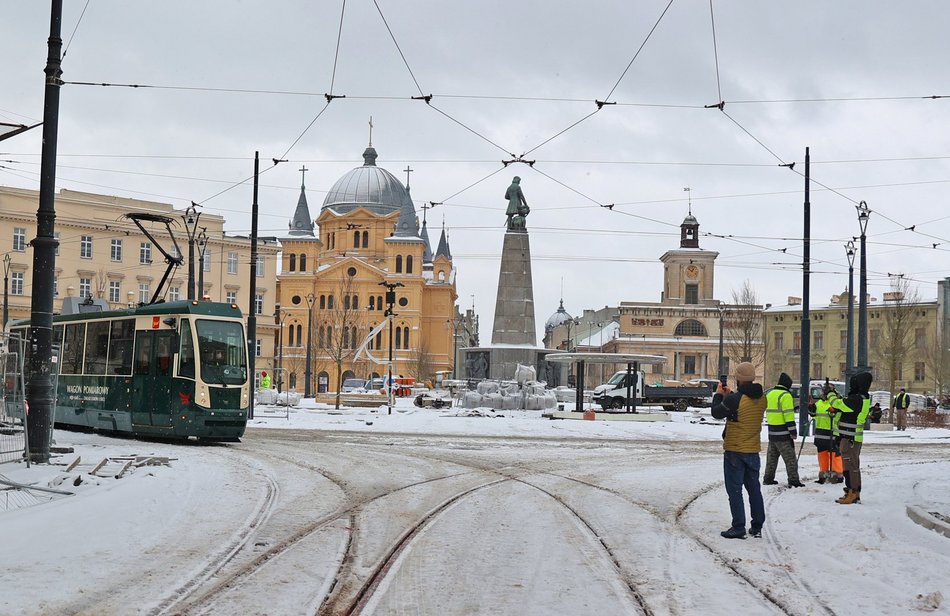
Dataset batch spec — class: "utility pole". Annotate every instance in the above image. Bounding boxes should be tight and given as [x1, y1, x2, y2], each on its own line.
[845, 241, 856, 392]
[246, 152, 259, 420]
[798, 147, 811, 436]
[196, 227, 208, 298]
[183, 203, 201, 300]
[305, 293, 315, 397]
[856, 201, 871, 374]
[26, 0, 64, 463]
[379, 281, 404, 414]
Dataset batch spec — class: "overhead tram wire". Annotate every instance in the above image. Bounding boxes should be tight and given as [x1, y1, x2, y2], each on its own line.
[329, 0, 347, 95]
[708, 0, 723, 105]
[62, 0, 92, 60]
[602, 0, 676, 102]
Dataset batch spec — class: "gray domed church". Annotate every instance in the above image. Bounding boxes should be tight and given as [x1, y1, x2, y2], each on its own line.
[276, 145, 458, 396]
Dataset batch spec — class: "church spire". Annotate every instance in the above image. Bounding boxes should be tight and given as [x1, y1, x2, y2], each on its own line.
[435, 219, 452, 260]
[287, 165, 315, 237]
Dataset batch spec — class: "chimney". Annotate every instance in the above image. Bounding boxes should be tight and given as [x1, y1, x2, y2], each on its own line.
[883, 291, 904, 302]
[787, 296, 802, 306]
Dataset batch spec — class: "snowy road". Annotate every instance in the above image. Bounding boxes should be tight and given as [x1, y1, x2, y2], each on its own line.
[3, 426, 950, 615]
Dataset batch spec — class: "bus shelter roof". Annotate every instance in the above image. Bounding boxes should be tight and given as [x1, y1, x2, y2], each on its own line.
[545, 352, 667, 365]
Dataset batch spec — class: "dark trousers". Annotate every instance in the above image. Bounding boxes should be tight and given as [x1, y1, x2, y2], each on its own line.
[723, 451, 765, 531]
[763, 438, 800, 484]
[839, 439, 863, 492]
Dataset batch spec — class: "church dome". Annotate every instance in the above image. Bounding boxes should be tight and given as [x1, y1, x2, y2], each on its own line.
[322, 146, 408, 215]
[545, 299, 573, 332]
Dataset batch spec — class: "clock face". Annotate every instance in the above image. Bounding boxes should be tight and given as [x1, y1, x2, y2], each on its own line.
[686, 265, 699, 279]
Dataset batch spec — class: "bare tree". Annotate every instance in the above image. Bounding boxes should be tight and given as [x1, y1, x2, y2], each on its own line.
[409, 342, 435, 386]
[870, 276, 919, 422]
[317, 273, 363, 409]
[920, 335, 950, 401]
[725, 280, 766, 369]
[95, 268, 108, 300]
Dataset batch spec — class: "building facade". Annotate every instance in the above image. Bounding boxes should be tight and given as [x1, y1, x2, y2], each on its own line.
[545, 213, 764, 387]
[763, 284, 945, 396]
[0, 186, 280, 373]
[274, 146, 457, 394]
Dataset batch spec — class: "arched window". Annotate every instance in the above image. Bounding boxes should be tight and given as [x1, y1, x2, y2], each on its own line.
[377, 295, 383, 310]
[343, 327, 350, 348]
[328, 295, 334, 309]
[319, 295, 326, 309]
[288, 254, 296, 272]
[395, 327, 402, 348]
[438, 270, 445, 282]
[368, 325, 375, 349]
[406, 255, 413, 274]
[299, 253, 307, 272]
[344, 295, 351, 310]
[352, 295, 359, 309]
[395, 255, 403, 273]
[351, 326, 358, 349]
[289, 373, 297, 389]
[318, 325, 325, 347]
[375, 331, 382, 349]
[402, 327, 410, 349]
[326, 325, 332, 346]
[362, 231, 369, 248]
[295, 324, 302, 346]
[369, 296, 376, 310]
[674, 319, 707, 337]
[353, 231, 360, 248]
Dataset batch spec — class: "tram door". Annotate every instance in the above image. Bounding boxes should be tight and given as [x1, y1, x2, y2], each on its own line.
[132, 330, 175, 428]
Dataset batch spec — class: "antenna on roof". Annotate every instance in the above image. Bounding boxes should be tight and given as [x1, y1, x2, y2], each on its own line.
[683, 187, 692, 215]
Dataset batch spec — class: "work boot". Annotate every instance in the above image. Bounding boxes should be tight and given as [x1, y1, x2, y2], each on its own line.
[815, 474, 826, 484]
[720, 527, 746, 539]
[788, 481, 805, 488]
[763, 479, 778, 485]
[828, 473, 844, 484]
[836, 489, 861, 505]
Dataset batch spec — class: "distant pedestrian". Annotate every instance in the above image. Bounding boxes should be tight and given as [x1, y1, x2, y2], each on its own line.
[869, 402, 883, 423]
[762, 372, 803, 487]
[711, 362, 767, 539]
[260, 371, 271, 390]
[833, 371, 873, 504]
[893, 388, 910, 431]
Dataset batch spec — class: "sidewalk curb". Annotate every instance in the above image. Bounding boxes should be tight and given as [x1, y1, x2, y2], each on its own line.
[906, 505, 950, 539]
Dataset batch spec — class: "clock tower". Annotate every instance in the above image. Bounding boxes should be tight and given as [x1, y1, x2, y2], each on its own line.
[659, 213, 719, 306]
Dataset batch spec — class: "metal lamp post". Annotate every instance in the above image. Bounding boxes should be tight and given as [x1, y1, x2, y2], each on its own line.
[276, 310, 288, 394]
[182, 202, 201, 300]
[717, 302, 726, 379]
[379, 281, 404, 415]
[304, 293, 315, 397]
[856, 201, 871, 373]
[196, 227, 208, 299]
[845, 240, 856, 388]
[2, 253, 10, 328]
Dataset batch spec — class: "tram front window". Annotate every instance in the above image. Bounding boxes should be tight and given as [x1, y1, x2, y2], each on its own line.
[196, 320, 247, 385]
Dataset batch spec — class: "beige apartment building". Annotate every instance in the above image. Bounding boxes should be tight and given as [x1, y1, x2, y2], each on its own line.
[762, 281, 949, 396]
[0, 185, 280, 373]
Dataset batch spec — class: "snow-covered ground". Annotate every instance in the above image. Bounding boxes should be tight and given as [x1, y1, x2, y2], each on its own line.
[1, 397, 948, 615]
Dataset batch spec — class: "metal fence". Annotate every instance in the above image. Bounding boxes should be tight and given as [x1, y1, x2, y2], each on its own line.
[0, 332, 28, 466]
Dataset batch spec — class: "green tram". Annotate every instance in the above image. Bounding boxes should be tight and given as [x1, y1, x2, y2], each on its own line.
[7, 299, 249, 441]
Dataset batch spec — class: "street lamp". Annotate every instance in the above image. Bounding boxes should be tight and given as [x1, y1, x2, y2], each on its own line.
[856, 201, 871, 373]
[845, 240, 856, 387]
[276, 310, 288, 394]
[304, 293, 315, 398]
[717, 301, 726, 380]
[182, 202, 201, 300]
[2, 253, 10, 328]
[379, 280, 405, 415]
[196, 227, 208, 299]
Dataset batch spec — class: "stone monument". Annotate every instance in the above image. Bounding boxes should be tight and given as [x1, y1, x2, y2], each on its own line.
[458, 177, 557, 381]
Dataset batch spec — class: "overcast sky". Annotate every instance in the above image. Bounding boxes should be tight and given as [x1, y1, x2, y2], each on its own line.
[4, 1, 950, 341]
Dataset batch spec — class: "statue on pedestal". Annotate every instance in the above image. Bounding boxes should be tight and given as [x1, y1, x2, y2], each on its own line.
[505, 176, 530, 230]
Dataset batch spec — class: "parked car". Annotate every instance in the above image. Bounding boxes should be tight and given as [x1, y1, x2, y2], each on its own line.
[341, 378, 367, 393]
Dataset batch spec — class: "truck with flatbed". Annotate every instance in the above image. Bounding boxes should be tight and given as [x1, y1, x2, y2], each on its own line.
[593, 370, 713, 412]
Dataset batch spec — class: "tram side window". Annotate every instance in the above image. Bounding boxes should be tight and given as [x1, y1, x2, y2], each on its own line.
[135, 335, 152, 375]
[178, 320, 195, 378]
[61, 323, 85, 375]
[108, 319, 134, 375]
[84, 321, 109, 375]
[156, 334, 173, 377]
